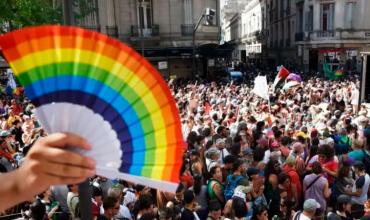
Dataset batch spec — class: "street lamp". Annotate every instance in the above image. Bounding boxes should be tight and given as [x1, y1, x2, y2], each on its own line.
[192, 8, 216, 78]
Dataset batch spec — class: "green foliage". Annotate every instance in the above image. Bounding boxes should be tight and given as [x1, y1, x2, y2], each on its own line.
[0, 0, 96, 33]
[0, 0, 63, 33]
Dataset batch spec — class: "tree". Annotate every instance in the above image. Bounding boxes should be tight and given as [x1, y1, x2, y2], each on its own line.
[0, 0, 97, 34]
[0, 0, 63, 33]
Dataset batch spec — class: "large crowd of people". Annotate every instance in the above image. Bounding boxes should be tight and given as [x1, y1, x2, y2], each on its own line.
[1, 74, 370, 220]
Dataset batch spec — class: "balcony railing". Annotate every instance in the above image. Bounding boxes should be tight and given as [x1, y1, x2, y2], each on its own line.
[81, 25, 101, 32]
[181, 24, 195, 36]
[106, 26, 118, 38]
[130, 24, 159, 37]
[316, 30, 335, 38]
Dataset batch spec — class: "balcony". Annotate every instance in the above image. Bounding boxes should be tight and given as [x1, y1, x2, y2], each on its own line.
[308, 30, 337, 41]
[130, 24, 159, 38]
[106, 26, 118, 38]
[316, 31, 335, 38]
[181, 24, 195, 37]
[81, 25, 101, 32]
[295, 32, 304, 41]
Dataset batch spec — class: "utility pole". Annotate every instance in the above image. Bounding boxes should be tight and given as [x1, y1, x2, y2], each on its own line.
[63, 0, 75, 25]
[63, 2, 92, 218]
[192, 8, 216, 78]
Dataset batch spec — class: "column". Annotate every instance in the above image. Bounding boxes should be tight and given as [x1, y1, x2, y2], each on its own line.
[313, 1, 321, 31]
[184, 0, 193, 24]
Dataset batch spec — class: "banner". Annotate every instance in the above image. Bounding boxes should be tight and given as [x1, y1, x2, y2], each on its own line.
[252, 75, 269, 100]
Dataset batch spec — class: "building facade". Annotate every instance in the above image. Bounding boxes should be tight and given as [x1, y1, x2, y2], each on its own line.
[223, 0, 370, 73]
[264, 0, 298, 69]
[241, 0, 263, 66]
[73, 0, 221, 79]
[220, 0, 250, 65]
[295, 0, 370, 73]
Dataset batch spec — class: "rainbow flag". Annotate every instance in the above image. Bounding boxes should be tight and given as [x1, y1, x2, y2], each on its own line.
[335, 67, 344, 78]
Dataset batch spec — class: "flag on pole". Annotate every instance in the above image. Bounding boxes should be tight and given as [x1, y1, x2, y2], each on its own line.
[252, 75, 269, 100]
[7, 69, 16, 89]
[323, 62, 335, 80]
[272, 66, 290, 90]
[335, 67, 344, 78]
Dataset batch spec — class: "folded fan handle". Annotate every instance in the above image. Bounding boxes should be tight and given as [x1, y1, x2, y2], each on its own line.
[78, 179, 93, 220]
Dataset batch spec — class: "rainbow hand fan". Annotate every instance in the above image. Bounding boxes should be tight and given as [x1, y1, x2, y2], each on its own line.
[0, 25, 184, 192]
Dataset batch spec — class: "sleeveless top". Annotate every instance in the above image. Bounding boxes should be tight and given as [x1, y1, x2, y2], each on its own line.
[207, 179, 224, 201]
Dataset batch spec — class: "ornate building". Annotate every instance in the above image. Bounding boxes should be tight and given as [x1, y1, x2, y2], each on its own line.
[62, 0, 222, 78]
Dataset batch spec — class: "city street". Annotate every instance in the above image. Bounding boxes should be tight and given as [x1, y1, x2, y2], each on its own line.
[0, 1, 370, 220]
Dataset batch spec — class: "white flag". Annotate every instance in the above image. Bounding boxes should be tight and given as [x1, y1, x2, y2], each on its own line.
[252, 75, 269, 100]
[7, 69, 16, 89]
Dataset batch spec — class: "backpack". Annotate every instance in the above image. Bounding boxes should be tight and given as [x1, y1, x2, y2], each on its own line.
[69, 195, 81, 219]
[362, 149, 370, 174]
[223, 175, 243, 201]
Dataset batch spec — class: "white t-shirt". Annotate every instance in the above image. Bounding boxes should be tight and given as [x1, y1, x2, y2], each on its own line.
[100, 204, 132, 220]
[292, 211, 311, 220]
[351, 88, 359, 105]
[352, 173, 370, 205]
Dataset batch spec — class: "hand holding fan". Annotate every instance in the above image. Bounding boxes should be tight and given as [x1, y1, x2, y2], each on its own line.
[0, 26, 183, 193]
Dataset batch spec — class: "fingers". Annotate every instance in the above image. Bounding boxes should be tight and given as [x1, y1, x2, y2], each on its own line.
[39, 132, 91, 150]
[30, 147, 95, 169]
[41, 160, 95, 178]
[47, 174, 87, 185]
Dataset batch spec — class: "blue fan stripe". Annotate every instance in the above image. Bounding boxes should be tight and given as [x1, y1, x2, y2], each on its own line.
[25, 76, 147, 176]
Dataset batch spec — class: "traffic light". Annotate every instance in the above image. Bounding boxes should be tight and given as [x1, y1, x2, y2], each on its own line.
[205, 8, 216, 26]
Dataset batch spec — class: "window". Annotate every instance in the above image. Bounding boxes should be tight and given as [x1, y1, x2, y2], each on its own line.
[320, 3, 334, 31]
[296, 2, 303, 32]
[306, 5, 313, 31]
[137, 0, 153, 29]
[346, 2, 356, 29]
[286, 0, 290, 15]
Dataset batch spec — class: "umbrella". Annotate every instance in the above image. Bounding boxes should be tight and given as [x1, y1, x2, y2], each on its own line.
[286, 73, 302, 82]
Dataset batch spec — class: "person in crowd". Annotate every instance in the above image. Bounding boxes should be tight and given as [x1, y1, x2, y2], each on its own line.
[136, 194, 156, 220]
[207, 165, 224, 205]
[1, 74, 369, 220]
[107, 187, 132, 220]
[327, 195, 353, 220]
[189, 174, 208, 219]
[303, 161, 331, 217]
[97, 197, 120, 220]
[67, 184, 80, 220]
[344, 161, 370, 218]
[292, 199, 321, 220]
[181, 190, 199, 220]
[251, 205, 268, 220]
[92, 186, 103, 218]
[206, 200, 222, 220]
[279, 199, 295, 220]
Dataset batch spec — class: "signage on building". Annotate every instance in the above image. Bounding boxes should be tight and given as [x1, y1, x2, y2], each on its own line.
[158, 61, 168, 70]
[245, 43, 262, 54]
